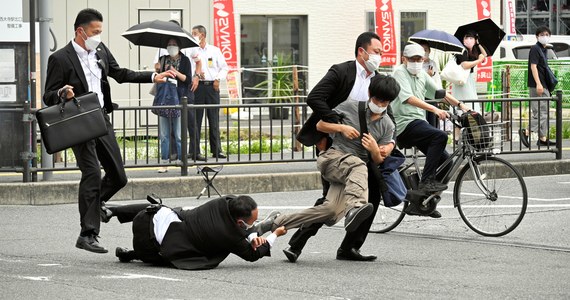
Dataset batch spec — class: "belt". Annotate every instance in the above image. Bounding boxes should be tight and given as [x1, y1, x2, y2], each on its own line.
[199, 80, 215, 85]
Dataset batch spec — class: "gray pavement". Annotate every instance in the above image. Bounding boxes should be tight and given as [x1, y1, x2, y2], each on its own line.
[1, 173, 569, 299]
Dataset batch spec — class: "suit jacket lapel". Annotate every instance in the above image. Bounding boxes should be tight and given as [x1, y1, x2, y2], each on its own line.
[64, 42, 89, 93]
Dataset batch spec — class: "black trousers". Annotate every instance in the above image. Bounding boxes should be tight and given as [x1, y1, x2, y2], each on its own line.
[72, 114, 128, 236]
[194, 83, 222, 154]
[288, 164, 382, 252]
[185, 93, 200, 156]
[110, 203, 167, 265]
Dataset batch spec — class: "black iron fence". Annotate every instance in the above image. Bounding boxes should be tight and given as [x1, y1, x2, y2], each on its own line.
[0, 91, 564, 182]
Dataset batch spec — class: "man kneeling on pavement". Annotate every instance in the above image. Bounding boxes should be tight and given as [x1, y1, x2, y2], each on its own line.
[102, 195, 285, 270]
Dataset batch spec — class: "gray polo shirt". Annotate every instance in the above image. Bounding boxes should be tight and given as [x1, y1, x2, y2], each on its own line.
[329, 99, 395, 162]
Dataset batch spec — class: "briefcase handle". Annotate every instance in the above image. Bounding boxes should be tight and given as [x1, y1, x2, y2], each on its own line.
[58, 88, 81, 113]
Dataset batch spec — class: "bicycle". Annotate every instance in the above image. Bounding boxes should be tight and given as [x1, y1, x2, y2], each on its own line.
[371, 114, 528, 237]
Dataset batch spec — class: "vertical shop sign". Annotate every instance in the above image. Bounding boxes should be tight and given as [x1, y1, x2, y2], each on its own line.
[375, 0, 397, 66]
[476, 0, 492, 82]
[213, 0, 241, 106]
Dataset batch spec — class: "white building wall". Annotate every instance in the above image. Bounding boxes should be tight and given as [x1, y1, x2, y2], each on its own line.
[49, 0, 502, 97]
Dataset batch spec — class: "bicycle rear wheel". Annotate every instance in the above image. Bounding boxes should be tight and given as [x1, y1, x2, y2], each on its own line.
[454, 155, 527, 237]
[369, 201, 407, 233]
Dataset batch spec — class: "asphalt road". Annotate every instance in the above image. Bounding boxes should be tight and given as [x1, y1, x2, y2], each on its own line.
[1, 174, 569, 299]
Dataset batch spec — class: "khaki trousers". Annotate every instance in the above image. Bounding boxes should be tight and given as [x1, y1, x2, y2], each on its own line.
[273, 148, 368, 230]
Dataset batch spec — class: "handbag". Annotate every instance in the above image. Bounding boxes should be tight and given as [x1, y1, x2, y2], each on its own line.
[440, 57, 470, 86]
[151, 81, 181, 118]
[36, 91, 107, 154]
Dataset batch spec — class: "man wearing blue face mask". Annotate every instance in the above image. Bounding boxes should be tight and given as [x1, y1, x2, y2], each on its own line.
[391, 44, 469, 213]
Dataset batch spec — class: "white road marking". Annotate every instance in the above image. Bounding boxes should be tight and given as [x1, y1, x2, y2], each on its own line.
[20, 276, 50, 281]
[38, 264, 61, 266]
[101, 273, 183, 282]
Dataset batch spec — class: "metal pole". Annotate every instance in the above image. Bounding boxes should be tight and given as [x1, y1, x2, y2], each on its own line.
[555, 90, 562, 160]
[180, 96, 188, 176]
[28, 0, 37, 182]
[39, 0, 53, 180]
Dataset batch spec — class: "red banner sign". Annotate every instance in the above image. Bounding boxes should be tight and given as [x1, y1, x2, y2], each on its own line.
[476, 0, 492, 82]
[376, 0, 397, 66]
[213, 0, 240, 105]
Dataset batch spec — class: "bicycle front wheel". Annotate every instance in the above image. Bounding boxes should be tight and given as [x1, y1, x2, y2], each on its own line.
[369, 201, 408, 233]
[454, 155, 527, 237]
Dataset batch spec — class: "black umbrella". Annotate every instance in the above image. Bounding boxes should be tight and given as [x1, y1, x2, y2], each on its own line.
[454, 18, 505, 56]
[408, 29, 465, 54]
[121, 20, 198, 49]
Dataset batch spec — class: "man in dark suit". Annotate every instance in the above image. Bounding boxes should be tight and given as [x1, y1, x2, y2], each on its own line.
[288, 32, 393, 262]
[104, 195, 287, 270]
[43, 8, 174, 254]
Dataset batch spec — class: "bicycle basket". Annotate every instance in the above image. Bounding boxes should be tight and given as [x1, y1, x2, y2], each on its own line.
[461, 122, 506, 151]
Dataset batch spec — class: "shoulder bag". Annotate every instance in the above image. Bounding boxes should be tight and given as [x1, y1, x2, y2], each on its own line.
[36, 91, 107, 154]
[535, 44, 558, 93]
[440, 57, 470, 86]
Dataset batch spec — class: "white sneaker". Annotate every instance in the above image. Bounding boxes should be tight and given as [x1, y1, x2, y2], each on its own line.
[158, 166, 168, 173]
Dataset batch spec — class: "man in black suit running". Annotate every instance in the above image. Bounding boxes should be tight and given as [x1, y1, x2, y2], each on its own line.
[43, 8, 174, 254]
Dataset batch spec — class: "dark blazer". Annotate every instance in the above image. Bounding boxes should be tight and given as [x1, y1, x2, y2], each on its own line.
[160, 196, 271, 270]
[297, 60, 395, 146]
[43, 41, 154, 113]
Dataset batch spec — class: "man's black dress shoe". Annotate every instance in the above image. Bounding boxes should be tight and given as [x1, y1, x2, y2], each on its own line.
[428, 210, 442, 218]
[190, 153, 206, 161]
[519, 128, 530, 148]
[212, 152, 227, 159]
[75, 235, 108, 253]
[100, 205, 113, 223]
[283, 247, 301, 263]
[115, 247, 136, 263]
[336, 248, 377, 261]
[537, 139, 556, 146]
[344, 203, 373, 232]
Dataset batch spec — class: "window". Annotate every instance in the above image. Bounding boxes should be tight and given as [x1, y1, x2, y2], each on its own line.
[400, 12, 427, 54]
[240, 15, 307, 99]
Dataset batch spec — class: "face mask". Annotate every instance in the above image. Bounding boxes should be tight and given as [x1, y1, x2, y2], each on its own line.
[167, 45, 179, 57]
[362, 48, 382, 72]
[406, 62, 423, 75]
[81, 29, 101, 51]
[193, 35, 201, 42]
[538, 35, 550, 45]
[463, 38, 475, 49]
[239, 220, 255, 230]
[368, 100, 387, 114]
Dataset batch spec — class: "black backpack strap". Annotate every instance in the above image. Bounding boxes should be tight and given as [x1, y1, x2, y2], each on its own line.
[358, 101, 388, 193]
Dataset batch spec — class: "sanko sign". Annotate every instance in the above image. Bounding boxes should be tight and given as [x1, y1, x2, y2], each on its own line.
[213, 0, 237, 66]
[375, 0, 396, 66]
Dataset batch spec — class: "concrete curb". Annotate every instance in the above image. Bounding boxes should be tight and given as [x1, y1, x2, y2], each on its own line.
[1, 160, 569, 205]
[0, 171, 323, 205]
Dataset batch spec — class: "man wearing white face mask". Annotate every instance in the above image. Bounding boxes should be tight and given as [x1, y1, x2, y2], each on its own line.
[289, 32, 396, 262]
[43, 8, 176, 254]
[520, 26, 557, 147]
[392, 44, 469, 213]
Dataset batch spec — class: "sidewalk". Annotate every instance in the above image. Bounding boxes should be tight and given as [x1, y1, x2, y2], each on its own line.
[1, 140, 569, 205]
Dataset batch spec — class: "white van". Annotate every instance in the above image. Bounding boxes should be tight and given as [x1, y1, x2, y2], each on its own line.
[496, 35, 570, 61]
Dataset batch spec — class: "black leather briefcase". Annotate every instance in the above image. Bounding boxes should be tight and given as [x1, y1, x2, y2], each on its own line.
[36, 92, 108, 154]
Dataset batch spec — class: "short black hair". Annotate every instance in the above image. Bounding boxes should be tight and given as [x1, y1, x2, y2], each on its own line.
[535, 26, 551, 36]
[354, 32, 381, 57]
[192, 25, 207, 36]
[74, 8, 103, 31]
[369, 74, 400, 102]
[228, 195, 257, 220]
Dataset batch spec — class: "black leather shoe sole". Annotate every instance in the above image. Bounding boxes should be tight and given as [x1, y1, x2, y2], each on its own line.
[344, 203, 373, 232]
[283, 247, 300, 263]
[115, 247, 133, 263]
[336, 248, 377, 261]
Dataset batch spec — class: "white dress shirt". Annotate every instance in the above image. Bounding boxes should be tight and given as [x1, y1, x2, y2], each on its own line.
[348, 60, 375, 102]
[192, 44, 229, 81]
[72, 40, 104, 107]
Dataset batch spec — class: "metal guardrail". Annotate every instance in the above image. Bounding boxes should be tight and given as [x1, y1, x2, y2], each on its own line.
[0, 91, 564, 182]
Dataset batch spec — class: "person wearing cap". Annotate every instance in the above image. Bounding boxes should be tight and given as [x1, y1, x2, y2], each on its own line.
[391, 43, 469, 216]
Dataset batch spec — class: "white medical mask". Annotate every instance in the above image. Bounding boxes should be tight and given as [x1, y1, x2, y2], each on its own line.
[406, 62, 423, 75]
[368, 100, 387, 115]
[193, 35, 201, 42]
[81, 29, 101, 51]
[167, 45, 179, 57]
[239, 220, 255, 230]
[362, 48, 382, 72]
[538, 35, 550, 45]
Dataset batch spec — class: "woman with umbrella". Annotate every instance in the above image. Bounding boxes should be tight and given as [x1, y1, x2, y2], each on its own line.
[453, 30, 487, 113]
[155, 38, 193, 173]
